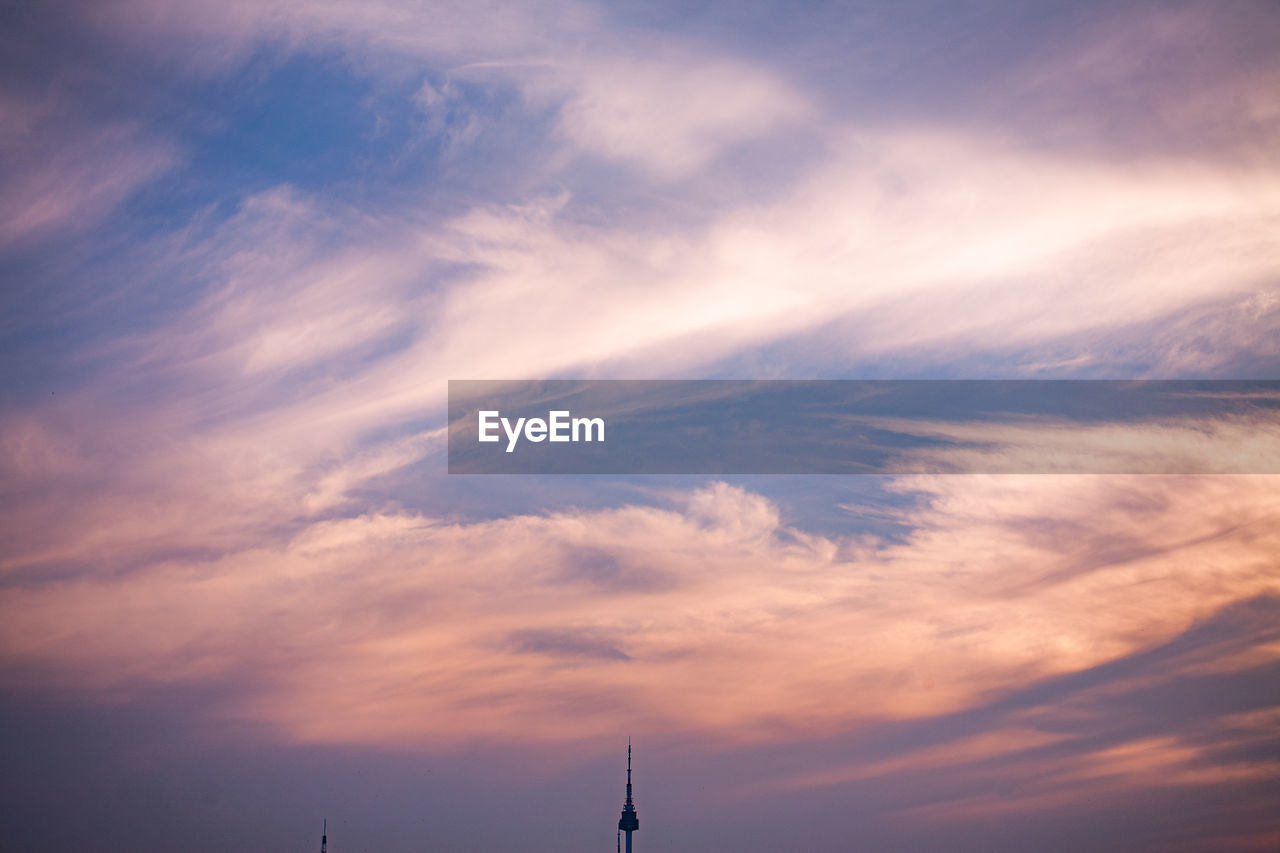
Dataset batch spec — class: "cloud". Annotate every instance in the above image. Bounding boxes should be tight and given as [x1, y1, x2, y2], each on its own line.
[1, 110, 1275, 668]
[4, 3, 1280, 849]
[866, 410, 1280, 474]
[11, 3, 1273, 417]
[508, 627, 631, 662]
[2, 114, 1277, 619]
[537, 48, 811, 179]
[997, 3, 1280, 159]
[0, 93, 174, 247]
[3, 477, 1277, 755]
[92, 0, 812, 180]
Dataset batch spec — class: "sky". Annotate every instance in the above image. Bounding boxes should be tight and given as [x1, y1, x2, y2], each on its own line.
[1, 1, 1279, 850]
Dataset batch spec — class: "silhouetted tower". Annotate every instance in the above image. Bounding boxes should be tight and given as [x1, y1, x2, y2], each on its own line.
[617, 740, 639, 853]
[320, 819, 327, 853]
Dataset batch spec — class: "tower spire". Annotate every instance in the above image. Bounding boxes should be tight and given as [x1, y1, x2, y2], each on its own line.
[617, 740, 639, 853]
[320, 819, 327, 853]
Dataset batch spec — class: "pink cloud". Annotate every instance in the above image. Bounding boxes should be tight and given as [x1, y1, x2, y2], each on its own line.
[0, 93, 173, 246]
[3, 477, 1277, 758]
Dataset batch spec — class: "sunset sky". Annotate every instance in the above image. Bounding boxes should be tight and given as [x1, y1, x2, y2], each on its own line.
[2, 1, 1280, 851]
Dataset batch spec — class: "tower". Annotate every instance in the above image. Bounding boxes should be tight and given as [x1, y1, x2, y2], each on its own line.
[320, 819, 327, 853]
[617, 740, 639, 853]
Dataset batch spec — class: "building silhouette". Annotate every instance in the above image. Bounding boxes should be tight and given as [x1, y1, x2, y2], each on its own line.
[617, 741, 639, 853]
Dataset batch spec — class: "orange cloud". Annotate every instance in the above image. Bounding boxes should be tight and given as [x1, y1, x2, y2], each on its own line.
[4, 476, 1277, 757]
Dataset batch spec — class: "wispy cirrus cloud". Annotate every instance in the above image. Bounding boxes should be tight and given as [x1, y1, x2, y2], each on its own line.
[92, 0, 814, 181]
[3, 2, 1280, 849]
[995, 3, 1280, 160]
[3, 120, 1276, 587]
[0, 93, 174, 247]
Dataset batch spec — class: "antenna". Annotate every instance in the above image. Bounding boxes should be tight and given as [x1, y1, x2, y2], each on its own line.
[321, 818, 327, 853]
[617, 740, 639, 853]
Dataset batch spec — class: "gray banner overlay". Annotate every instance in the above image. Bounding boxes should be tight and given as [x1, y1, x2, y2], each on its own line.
[447, 380, 1280, 474]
